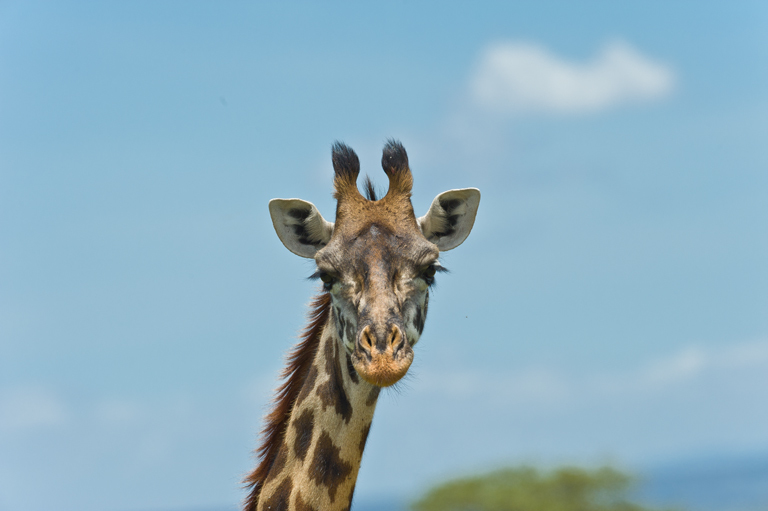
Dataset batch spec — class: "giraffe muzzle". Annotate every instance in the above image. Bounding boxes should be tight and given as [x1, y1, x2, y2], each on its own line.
[352, 323, 413, 387]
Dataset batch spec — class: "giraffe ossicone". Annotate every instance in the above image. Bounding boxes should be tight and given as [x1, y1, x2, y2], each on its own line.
[245, 140, 480, 511]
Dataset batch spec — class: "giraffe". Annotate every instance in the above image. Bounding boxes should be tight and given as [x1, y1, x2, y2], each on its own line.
[244, 140, 480, 511]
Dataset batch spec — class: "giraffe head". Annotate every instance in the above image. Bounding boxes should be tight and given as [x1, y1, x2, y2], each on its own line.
[269, 141, 480, 387]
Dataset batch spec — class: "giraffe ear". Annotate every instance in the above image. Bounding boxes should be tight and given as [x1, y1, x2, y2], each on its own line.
[269, 199, 334, 258]
[417, 188, 481, 251]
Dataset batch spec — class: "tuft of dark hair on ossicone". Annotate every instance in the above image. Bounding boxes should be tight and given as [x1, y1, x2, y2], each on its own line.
[381, 139, 412, 197]
[332, 142, 360, 179]
[381, 139, 409, 175]
[332, 141, 364, 201]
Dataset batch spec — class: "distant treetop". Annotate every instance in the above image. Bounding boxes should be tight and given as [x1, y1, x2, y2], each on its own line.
[410, 465, 679, 511]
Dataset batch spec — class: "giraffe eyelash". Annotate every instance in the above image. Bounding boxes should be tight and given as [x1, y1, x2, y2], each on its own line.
[423, 262, 449, 288]
[308, 270, 336, 291]
[433, 262, 449, 274]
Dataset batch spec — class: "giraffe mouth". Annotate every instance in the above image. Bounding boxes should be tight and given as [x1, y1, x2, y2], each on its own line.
[352, 349, 413, 387]
[350, 323, 414, 387]
[351, 330, 414, 387]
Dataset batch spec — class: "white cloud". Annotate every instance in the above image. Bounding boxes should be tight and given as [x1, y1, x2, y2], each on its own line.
[417, 338, 768, 404]
[639, 338, 768, 388]
[641, 346, 708, 386]
[95, 399, 145, 424]
[0, 387, 68, 432]
[418, 366, 571, 404]
[470, 40, 675, 114]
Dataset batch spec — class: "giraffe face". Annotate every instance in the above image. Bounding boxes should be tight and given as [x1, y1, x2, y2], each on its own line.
[314, 219, 439, 387]
[268, 141, 480, 387]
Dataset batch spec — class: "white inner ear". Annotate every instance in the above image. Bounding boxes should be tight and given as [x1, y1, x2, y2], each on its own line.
[417, 188, 480, 251]
[269, 199, 334, 258]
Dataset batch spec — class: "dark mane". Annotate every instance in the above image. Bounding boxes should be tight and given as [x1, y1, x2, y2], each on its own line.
[362, 175, 378, 201]
[243, 292, 331, 510]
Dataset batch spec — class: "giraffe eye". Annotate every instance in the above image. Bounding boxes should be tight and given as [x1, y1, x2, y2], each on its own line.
[419, 262, 446, 287]
[421, 264, 437, 286]
[309, 270, 337, 291]
[319, 272, 336, 291]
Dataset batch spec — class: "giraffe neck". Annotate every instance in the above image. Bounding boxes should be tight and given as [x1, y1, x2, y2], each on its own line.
[255, 314, 381, 511]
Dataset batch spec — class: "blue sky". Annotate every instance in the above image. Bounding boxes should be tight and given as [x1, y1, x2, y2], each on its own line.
[1, 2, 767, 510]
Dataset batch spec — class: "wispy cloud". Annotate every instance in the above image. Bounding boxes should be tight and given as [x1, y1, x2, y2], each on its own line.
[95, 399, 145, 424]
[419, 365, 570, 403]
[469, 40, 675, 115]
[418, 338, 768, 404]
[0, 387, 69, 432]
[639, 338, 768, 388]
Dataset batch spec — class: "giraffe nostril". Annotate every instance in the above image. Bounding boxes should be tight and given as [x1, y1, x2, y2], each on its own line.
[358, 324, 408, 357]
[359, 326, 374, 355]
[393, 338, 405, 357]
[389, 326, 405, 356]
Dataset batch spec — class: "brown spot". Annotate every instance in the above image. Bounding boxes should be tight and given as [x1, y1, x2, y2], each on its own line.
[264, 440, 289, 485]
[309, 431, 353, 503]
[317, 338, 353, 422]
[414, 305, 425, 334]
[260, 477, 292, 511]
[292, 409, 315, 462]
[358, 423, 371, 455]
[365, 386, 380, 407]
[294, 491, 318, 511]
[296, 364, 318, 408]
[346, 352, 359, 384]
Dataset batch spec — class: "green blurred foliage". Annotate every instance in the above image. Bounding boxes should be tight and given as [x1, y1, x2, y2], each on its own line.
[410, 466, 677, 511]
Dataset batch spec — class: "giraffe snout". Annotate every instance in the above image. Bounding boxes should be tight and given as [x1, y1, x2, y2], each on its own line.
[359, 324, 405, 354]
[352, 323, 413, 387]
